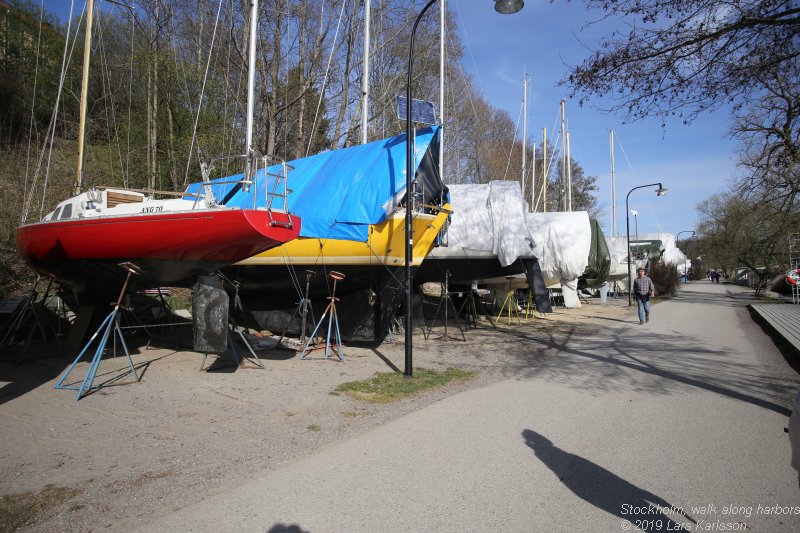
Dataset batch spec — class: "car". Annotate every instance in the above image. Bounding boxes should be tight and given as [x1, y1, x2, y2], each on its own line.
[789, 390, 800, 488]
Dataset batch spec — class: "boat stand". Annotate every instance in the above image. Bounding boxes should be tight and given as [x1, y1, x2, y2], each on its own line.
[458, 289, 496, 330]
[1, 278, 63, 364]
[521, 289, 536, 320]
[277, 270, 317, 348]
[423, 271, 465, 341]
[496, 277, 521, 326]
[200, 316, 264, 371]
[300, 271, 344, 360]
[55, 263, 142, 401]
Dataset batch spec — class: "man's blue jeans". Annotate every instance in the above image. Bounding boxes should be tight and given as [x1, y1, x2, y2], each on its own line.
[636, 297, 651, 322]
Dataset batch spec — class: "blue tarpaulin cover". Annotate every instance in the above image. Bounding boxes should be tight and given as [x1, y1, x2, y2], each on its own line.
[185, 126, 440, 242]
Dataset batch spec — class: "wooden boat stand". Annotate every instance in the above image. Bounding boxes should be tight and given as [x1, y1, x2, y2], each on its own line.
[277, 269, 317, 347]
[300, 271, 344, 360]
[55, 262, 142, 401]
[423, 270, 465, 341]
[496, 276, 521, 325]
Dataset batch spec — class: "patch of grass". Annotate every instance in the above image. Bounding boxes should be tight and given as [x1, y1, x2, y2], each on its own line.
[307, 424, 321, 431]
[334, 367, 475, 404]
[342, 411, 359, 418]
[0, 484, 81, 533]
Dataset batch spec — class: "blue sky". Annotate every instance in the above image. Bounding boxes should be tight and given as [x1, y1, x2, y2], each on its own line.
[450, 0, 740, 238]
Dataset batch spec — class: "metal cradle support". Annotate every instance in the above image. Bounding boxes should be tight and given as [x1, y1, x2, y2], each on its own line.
[300, 271, 345, 361]
[496, 277, 521, 326]
[55, 263, 142, 401]
[277, 270, 317, 347]
[457, 287, 496, 330]
[423, 271, 465, 341]
[200, 315, 264, 371]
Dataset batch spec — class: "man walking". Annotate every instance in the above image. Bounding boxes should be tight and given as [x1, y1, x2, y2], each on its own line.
[633, 267, 655, 325]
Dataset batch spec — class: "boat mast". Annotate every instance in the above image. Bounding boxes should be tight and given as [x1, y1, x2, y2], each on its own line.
[542, 127, 547, 212]
[244, 0, 258, 187]
[560, 98, 566, 211]
[439, 0, 445, 181]
[361, 0, 370, 144]
[610, 129, 617, 236]
[566, 130, 572, 211]
[531, 142, 536, 211]
[521, 76, 527, 201]
[74, 0, 95, 196]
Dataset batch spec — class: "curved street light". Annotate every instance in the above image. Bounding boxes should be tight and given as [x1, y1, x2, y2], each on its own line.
[626, 183, 667, 306]
[405, 0, 524, 376]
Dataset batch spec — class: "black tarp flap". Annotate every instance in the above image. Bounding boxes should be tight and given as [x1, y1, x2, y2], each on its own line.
[525, 259, 553, 313]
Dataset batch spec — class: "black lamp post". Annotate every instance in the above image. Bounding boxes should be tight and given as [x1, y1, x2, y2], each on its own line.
[626, 183, 667, 306]
[404, 0, 524, 376]
[677, 230, 695, 280]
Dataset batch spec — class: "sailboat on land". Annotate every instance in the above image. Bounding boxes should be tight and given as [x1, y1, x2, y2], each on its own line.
[186, 125, 451, 343]
[15, 0, 301, 296]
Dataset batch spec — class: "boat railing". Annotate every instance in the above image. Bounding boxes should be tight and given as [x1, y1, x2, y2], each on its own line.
[196, 153, 294, 229]
[257, 154, 295, 229]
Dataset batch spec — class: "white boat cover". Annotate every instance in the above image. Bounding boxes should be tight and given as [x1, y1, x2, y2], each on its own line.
[606, 236, 631, 279]
[639, 233, 688, 266]
[434, 181, 534, 266]
[526, 211, 592, 281]
[606, 233, 688, 279]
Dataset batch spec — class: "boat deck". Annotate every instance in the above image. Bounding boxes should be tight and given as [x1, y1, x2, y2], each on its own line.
[750, 303, 800, 354]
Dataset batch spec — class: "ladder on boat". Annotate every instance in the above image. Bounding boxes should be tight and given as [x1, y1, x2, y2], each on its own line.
[260, 156, 294, 229]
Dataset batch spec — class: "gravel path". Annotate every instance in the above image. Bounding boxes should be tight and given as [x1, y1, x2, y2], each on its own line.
[2, 282, 798, 532]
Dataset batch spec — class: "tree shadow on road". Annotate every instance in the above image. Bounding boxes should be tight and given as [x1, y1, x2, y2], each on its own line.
[488, 291, 800, 416]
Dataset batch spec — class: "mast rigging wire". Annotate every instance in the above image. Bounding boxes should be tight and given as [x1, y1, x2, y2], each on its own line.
[305, 0, 347, 157]
[182, 0, 224, 187]
[21, 1, 82, 223]
[22, 0, 45, 217]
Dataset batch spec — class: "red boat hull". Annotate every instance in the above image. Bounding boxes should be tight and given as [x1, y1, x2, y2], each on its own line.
[16, 209, 300, 294]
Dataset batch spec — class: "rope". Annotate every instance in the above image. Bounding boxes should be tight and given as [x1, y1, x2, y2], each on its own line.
[614, 131, 666, 233]
[305, 0, 347, 157]
[182, 0, 224, 187]
[22, 0, 45, 217]
[95, 13, 123, 187]
[22, 0, 81, 223]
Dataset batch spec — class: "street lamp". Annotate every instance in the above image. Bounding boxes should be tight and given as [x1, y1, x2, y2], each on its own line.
[405, 0, 524, 376]
[626, 183, 667, 305]
[677, 230, 695, 279]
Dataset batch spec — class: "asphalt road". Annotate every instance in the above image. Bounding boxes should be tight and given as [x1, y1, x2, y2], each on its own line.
[140, 281, 800, 532]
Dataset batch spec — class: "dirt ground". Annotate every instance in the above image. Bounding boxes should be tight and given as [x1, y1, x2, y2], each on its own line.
[0, 296, 634, 532]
